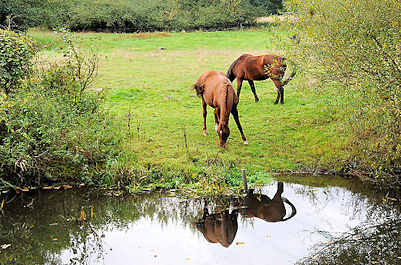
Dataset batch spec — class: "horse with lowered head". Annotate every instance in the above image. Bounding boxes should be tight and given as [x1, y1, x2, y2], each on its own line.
[193, 70, 247, 148]
[227, 54, 296, 104]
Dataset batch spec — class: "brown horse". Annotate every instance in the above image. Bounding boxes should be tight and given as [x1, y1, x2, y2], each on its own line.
[193, 70, 247, 148]
[194, 209, 238, 248]
[242, 182, 297, 222]
[227, 54, 296, 104]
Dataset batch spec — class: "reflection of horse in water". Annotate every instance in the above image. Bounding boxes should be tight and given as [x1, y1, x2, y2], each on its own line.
[194, 182, 296, 247]
[194, 208, 238, 248]
[242, 182, 297, 222]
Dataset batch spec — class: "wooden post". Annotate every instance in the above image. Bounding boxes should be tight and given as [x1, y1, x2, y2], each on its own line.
[242, 168, 248, 193]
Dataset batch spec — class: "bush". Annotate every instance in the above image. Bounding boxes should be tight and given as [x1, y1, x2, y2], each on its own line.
[0, 29, 37, 95]
[285, 0, 401, 188]
[0, 30, 128, 188]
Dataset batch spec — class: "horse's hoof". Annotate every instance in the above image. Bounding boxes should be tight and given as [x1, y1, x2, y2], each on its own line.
[255, 98, 259, 103]
[244, 141, 248, 145]
[203, 131, 207, 136]
[274, 102, 278, 105]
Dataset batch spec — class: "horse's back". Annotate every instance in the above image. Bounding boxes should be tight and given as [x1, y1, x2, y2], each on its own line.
[200, 70, 235, 108]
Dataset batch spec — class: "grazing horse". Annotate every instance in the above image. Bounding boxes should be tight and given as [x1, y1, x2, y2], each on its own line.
[193, 70, 247, 148]
[227, 54, 296, 104]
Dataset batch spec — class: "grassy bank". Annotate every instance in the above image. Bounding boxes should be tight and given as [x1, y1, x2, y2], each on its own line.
[28, 27, 348, 185]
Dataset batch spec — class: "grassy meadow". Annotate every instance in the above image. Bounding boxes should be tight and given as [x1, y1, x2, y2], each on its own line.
[29, 27, 348, 182]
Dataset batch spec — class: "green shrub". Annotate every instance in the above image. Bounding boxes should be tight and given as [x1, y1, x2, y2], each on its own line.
[0, 29, 37, 95]
[285, 0, 401, 188]
[0, 30, 129, 187]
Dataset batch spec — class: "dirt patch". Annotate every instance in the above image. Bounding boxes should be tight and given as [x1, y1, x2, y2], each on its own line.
[111, 32, 171, 41]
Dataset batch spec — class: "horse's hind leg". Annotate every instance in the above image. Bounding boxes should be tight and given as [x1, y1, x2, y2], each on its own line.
[231, 105, 248, 145]
[202, 99, 207, 135]
[236, 78, 244, 99]
[214, 109, 220, 133]
[248, 80, 259, 102]
[272, 79, 284, 104]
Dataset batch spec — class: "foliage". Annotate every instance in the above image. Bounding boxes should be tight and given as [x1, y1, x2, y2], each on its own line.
[284, 0, 401, 188]
[1, 0, 263, 32]
[250, 0, 283, 15]
[297, 218, 401, 265]
[0, 30, 128, 187]
[0, 29, 37, 95]
[0, 0, 46, 31]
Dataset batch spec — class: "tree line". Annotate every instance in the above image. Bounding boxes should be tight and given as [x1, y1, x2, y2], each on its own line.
[0, 0, 283, 32]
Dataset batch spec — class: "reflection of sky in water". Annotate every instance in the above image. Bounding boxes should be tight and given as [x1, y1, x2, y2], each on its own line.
[56, 182, 393, 265]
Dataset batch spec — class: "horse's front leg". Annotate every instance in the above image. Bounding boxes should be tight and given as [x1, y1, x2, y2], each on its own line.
[248, 80, 259, 102]
[202, 99, 207, 135]
[272, 79, 283, 104]
[236, 78, 243, 99]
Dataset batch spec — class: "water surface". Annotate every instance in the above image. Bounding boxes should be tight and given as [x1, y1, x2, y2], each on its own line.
[0, 179, 400, 265]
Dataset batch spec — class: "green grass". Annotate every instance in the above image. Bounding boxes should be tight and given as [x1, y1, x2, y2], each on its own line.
[29, 27, 349, 181]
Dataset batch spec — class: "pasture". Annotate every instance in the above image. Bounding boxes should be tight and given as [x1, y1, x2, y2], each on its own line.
[30, 28, 347, 179]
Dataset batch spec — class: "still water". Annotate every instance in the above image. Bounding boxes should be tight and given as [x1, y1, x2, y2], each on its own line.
[1, 179, 400, 265]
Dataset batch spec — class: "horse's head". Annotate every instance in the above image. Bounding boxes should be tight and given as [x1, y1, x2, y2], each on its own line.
[218, 124, 230, 148]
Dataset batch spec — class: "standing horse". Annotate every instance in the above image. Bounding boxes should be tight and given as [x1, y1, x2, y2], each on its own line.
[193, 70, 247, 148]
[227, 54, 296, 104]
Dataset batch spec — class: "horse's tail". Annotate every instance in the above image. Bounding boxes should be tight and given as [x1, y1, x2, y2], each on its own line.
[224, 81, 229, 116]
[281, 58, 296, 87]
[221, 80, 230, 125]
[226, 58, 239, 82]
[193, 82, 204, 97]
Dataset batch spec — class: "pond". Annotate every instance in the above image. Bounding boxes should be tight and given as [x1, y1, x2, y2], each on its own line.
[1, 178, 400, 265]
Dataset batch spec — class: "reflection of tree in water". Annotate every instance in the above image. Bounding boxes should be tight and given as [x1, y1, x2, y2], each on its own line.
[288, 181, 400, 222]
[0, 189, 207, 265]
[296, 217, 401, 265]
